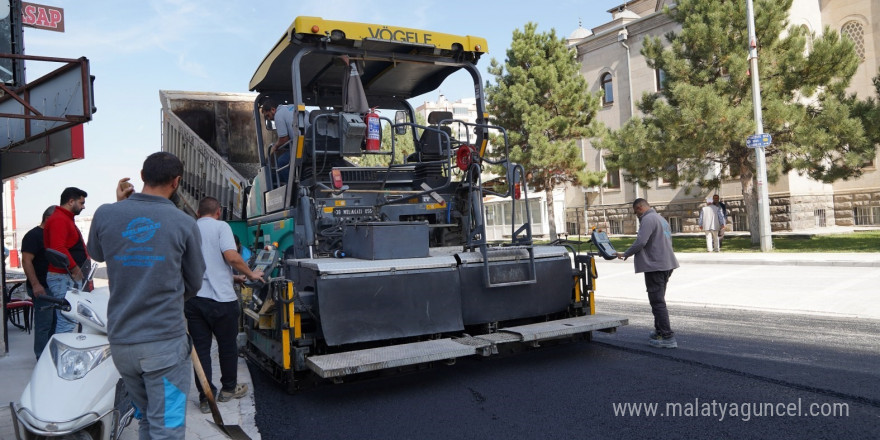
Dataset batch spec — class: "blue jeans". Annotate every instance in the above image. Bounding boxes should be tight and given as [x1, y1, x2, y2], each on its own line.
[28, 284, 56, 359]
[46, 272, 77, 334]
[276, 150, 290, 185]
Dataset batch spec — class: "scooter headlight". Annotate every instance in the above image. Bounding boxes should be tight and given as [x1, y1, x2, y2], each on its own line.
[49, 340, 112, 380]
[77, 302, 105, 328]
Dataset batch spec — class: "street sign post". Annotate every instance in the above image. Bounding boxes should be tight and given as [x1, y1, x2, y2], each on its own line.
[746, 0, 773, 252]
[746, 133, 772, 148]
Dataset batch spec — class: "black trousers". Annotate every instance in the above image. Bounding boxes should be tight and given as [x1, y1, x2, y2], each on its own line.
[644, 270, 675, 338]
[185, 297, 240, 400]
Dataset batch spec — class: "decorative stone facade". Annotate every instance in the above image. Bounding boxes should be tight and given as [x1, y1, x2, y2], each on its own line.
[834, 190, 880, 226]
[585, 195, 837, 234]
[788, 195, 835, 230]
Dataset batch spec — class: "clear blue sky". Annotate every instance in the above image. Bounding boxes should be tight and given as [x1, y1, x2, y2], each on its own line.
[11, 0, 623, 235]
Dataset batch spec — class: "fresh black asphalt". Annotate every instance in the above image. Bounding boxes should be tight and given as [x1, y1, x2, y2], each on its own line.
[249, 299, 880, 439]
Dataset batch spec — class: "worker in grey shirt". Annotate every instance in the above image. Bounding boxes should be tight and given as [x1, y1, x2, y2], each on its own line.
[616, 198, 680, 349]
[87, 152, 206, 440]
[261, 98, 296, 184]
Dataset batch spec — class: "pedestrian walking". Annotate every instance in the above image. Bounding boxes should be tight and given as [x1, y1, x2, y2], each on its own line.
[713, 194, 729, 247]
[699, 198, 725, 252]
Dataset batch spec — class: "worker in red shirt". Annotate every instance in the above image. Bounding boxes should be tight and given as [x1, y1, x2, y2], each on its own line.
[43, 187, 89, 333]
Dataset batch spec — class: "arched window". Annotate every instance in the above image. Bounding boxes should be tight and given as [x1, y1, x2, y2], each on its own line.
[801, 24, 813, 54]
[841, 20, 866, 62]
[601, 73, 614, 105]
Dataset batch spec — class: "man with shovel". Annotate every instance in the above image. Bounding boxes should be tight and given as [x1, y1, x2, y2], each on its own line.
[187, 196, 264, 414]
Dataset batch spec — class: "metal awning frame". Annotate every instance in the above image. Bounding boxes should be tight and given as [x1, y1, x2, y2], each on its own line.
[0, 54, 93, 149]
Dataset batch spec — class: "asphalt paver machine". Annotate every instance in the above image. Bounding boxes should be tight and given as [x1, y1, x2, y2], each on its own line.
[231, 17, 627, 391]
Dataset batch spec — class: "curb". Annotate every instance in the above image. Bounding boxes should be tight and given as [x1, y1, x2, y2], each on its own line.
[676, 258, 880, 268]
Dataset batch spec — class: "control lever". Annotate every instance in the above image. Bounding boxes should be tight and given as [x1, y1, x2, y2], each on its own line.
[244, 248, 280, 291]
[590, 229, 619, 260]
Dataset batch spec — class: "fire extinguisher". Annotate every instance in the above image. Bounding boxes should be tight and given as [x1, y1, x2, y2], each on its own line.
[364, 107, 380, 152]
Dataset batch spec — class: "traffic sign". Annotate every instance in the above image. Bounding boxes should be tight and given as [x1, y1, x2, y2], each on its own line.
[746, 133, 772, 148]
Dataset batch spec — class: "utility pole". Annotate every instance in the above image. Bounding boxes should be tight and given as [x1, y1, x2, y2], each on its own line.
[746, 0, 773, 252]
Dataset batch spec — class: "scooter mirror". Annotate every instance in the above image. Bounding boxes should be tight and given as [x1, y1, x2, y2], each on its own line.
[85, 261, 99, 283]
[45, 249, 70, 271]
[45, 249, 86, 287]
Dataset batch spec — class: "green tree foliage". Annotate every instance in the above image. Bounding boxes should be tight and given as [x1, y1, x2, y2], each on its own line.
[846, 68, 880, 152]
[486, 22, 604, 240]
[599, 0, 873, 243]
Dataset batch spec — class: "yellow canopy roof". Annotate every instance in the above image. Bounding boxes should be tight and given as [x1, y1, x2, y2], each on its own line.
[249, 17, 488, 103]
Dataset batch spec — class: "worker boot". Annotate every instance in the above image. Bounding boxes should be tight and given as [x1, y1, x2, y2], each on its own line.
[218, 383, 248, 402]
[649, 336, 678, 349]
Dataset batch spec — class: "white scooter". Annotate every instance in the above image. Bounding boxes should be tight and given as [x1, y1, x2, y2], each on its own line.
[9, 250, 134, 440]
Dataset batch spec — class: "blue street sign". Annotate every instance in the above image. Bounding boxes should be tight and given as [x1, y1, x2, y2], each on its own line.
[746, 133, 772, 148]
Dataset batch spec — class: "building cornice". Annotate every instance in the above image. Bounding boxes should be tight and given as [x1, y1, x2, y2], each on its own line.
[575, 8, 676, 56]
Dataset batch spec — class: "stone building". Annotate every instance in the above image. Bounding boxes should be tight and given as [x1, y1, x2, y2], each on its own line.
[566, 0, 880, 234]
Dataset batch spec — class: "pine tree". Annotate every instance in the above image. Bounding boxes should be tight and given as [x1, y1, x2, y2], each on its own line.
[847, 68, 880, 152]
[486, 22, 604, 240]
[600, 0, 872, 244]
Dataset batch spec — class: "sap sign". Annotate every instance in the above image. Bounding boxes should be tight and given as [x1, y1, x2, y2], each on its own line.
[21, 1, 64, 32]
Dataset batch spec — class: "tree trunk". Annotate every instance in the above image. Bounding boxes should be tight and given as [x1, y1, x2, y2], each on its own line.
[738, 164, 760, 245]
[545, 186, 558, 241]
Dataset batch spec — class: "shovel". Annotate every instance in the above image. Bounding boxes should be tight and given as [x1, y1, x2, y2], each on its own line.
[190, 346, 252, 440]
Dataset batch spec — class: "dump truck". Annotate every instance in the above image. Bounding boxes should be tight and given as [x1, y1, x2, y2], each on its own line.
[161, 17, 627, 392]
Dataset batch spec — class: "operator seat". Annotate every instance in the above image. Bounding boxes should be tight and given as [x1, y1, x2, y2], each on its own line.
[410, 111, 455, 187]
[408, 111, 455, 162]
[309, 109, 337, 135]
[301, 109, 352, 184]
[306, 109, 340, 156]
[418, 125, 453, 158]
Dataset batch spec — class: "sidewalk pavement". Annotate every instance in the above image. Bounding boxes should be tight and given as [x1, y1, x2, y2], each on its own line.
[673, 251, 880, 267]
[1, 278, 260, 440]
[595, 251, 880, 320]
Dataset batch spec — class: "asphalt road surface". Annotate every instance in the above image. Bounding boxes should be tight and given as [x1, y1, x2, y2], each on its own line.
[249, 299, 880, 439]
